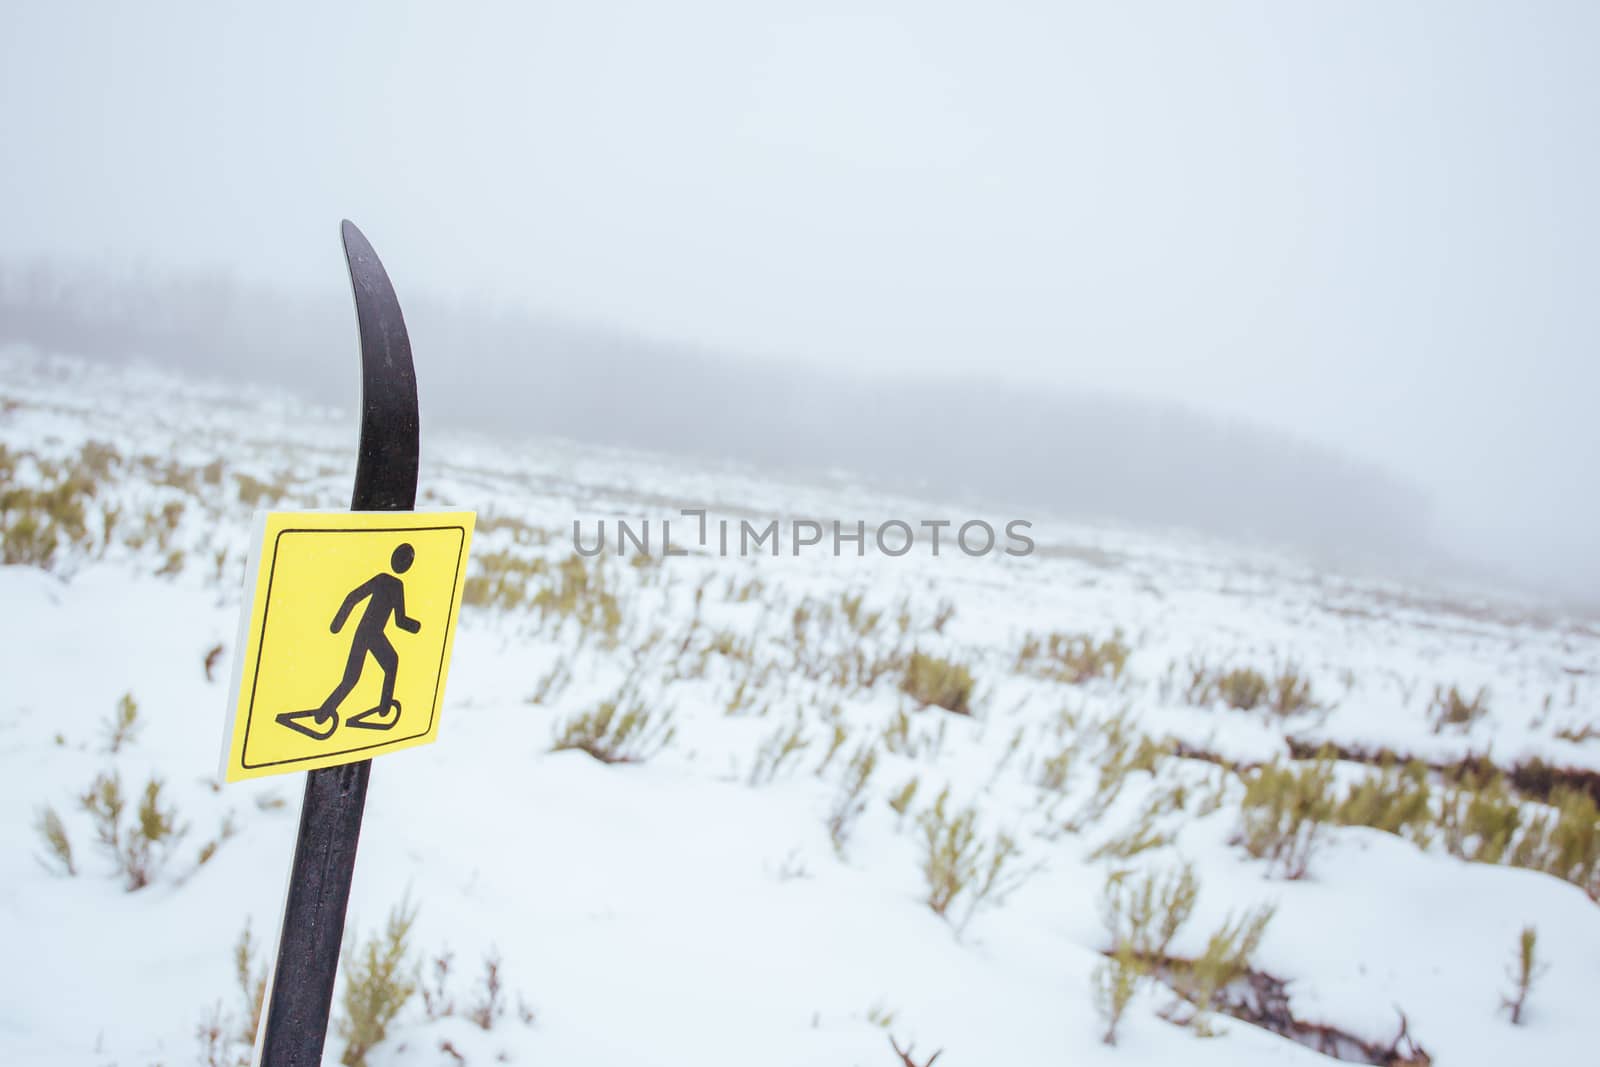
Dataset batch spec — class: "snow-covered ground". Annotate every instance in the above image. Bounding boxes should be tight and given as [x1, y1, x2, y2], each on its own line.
[1, 349, 1597, 1067]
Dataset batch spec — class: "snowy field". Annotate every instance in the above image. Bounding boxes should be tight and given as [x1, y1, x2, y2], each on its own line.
[1, 349, 1597, 1067]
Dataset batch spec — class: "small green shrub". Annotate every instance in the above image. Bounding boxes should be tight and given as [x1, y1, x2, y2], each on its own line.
[1, 509, 58, 567]
[1501, 925, 1543, 1025]
[888, 776, 920, 821]
[1015, 631, 1130, 684]
[235, 921, 268, 1047]
[839, 592, 882, 636]
[1510, 787, 1600, 892]
[1267, 663, 1320, 717]
[102, 692, 141, 754]
[1038, 743, 1074, 793]
[34, 806, 75, 875]
[1101, 863, 1200, 960]
[1174, 905, 1275, 1035]
[533, 553, 623, 641]
[1440, 770, 1521, 864]
[1185, 663, 1321, 717]
[235, 472, 288, 509]
[195, 812, 240, 870]
[827, 744, 878, 855]
[1214, 668, 1270, 711]
[1237, 753, 1337, 878]
[1429, 684, 1489, 733]
[1335, 759, 1434, 847]
[1088, 808, 1174, 862]
[813, 721, 849, 774]
[918, 789, 1027, 934]
[900, 651, 975, 715]
[77, 770, 184, 889]
[0, 454, 98, 569]
[1093, 943, 1141, 1046]
[462, 549, 547, 611]
[551, 685, 674, 764]
[337, 897, 419, 1067]
[123, 777, 184, 890]
[80, 770, 125, 856]
[1068, 711, 1154, 829]
[748, 714, 810, 785]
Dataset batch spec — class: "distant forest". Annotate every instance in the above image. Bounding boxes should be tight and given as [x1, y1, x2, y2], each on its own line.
[0, 261, 1434, 571]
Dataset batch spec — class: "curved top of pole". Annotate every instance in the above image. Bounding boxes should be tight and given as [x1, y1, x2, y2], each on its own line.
[341, 219, 419, 512]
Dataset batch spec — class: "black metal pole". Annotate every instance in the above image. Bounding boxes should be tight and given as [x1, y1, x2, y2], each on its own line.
[257, 221, 419, 1067]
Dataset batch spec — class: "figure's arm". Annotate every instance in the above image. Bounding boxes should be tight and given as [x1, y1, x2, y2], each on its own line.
[331, 579, 378, 633]
[395, 585, 421, 634]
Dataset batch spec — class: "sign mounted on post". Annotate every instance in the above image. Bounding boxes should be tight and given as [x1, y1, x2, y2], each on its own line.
[222, 509, 476, 782]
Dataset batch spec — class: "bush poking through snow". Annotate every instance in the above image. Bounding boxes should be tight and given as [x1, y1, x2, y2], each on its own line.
[1501, 925, 1544, 1025]
[551, 684, 675, 764]
[1429, 684, 1489, 733]
[1067, 711, 1166, 830]
[468, 950, 507, 1030]
[195, 1002, 239, 1067]
[1509, 787, 1600, 893]
[1335, 759, 1434, 847]
[1101, 864, 1200, 960]
[1214, 667, 1270, 711]
[899, 651, 975, 715]
[80, 770, 125, 856]
[888, 1033, 943, 1067]
[0, 445, 99, 569]
[462, 549, 548, 612]
[1174, 905, 1276, 1036]
[888, 777, 920, 821]
[1093, 864, 1272, 1039]
[102, 691, 141, 754]
[1093, 943, 1141, 1046]
[1183, 663, 1322, 717]
[194, 919, 271, 1067]
[917, 789, 1028, 935]
[1015, 631, 1130, 684]
[748, 713, 810, 785]
[1236, 753, 1336, 879]
[1439, 769, 1522, 865]
[234, 921, 268, 1048]
[422, 950, 456, 1020]
[1435, 771, 1600, 894]
[33, 805, 75, 875]
[204, 643, 225, 682]
[533, 553, 623, 642]
[337, 897, 419, 1067]
[1266, 664, 1320, 717]
[1088, 806, 1174, 862]
[77, 770, 185, 890]
[420, 945, 536, 1031]
[123, 778, 184, 890]
[827, 744, 879, 855]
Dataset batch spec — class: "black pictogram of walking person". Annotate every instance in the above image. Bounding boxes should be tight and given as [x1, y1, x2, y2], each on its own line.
[277, 543, 422, 741]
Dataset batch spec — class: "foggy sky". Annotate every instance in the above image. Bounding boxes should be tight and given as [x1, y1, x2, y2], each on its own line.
[2, 2, 1597, 599]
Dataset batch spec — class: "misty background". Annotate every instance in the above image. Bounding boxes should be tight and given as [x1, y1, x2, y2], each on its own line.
[1, 2, 1596, 600]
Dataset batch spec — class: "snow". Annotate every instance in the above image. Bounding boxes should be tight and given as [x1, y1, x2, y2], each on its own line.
[0, 350, 1597, 1066]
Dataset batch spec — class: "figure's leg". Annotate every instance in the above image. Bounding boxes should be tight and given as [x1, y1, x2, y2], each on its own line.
[372, 637, 398, 710]
[347, 638, 401, 729]
[277, 644, 369, 740]
[319, 642, 371, 717]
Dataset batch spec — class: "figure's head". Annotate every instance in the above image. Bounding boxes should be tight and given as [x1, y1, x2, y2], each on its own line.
[391, 542, 415, 574]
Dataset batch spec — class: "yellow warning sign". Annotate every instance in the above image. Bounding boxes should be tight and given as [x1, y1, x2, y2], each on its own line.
[221, 511, 476, 782]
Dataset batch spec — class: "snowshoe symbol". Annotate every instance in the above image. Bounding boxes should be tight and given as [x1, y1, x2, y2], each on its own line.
[277, 543, 422, 741]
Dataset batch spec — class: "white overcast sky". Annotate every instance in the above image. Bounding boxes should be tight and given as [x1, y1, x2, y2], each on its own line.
[2, 2, 1597, 595]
